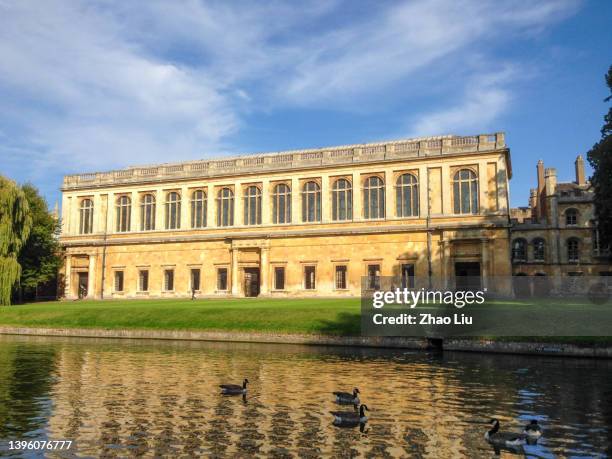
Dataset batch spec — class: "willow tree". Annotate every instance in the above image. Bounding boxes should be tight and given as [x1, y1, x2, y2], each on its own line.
[0, 176, 32, 305]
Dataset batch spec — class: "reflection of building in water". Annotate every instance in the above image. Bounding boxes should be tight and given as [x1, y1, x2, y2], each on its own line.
[59, 133, 513, 298]
[510, 156, 612, 280]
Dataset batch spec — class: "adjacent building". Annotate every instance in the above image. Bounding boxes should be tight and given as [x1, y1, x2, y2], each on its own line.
[59, 132, 513, 299]
[510, 155, 612, 278]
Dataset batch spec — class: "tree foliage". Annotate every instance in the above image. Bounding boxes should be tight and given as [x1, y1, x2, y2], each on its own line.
[586, 65, 612, 255]
[18, 184, 62, 299]
[0, 176, 32, 305]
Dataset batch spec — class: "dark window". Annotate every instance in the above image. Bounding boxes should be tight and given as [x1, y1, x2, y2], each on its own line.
[217, 268, 228, 291]
[139, 270, 149, 292]
[566, 208, 578, 226]
[304, 266, 316, 290]
[567, 238, 580, 262]
[164, 269, 174, 291]
[79, 199, 94, 234]
[243, 186, 262, 225]
[191, 190, 207, 228]
[396, 174, 419, 217]
[512, 239, 527, 262]
[335, 265, 347, 289]
[302, 181, 321, 222]
[116, 196, 131, 232]
[140, 194, 156, 231]
[401, 264, 415, 289]
[533, 238, 545, 261]
[217, 188, 234, 227]
[272, 184, 291, 224]
[114, 271, 124, 292]
[274, 267, 285, 290]
[363, 176, 385, 219]
[332, 179, 352, 221]
[191, 269, 201, 291]
[453, 169, 479, 214]
[367, 264, 381, 290]
[165, 192, 181, 229]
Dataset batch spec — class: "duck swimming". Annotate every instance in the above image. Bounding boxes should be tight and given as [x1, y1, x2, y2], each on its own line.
[523, 419, 542, 439]
[330, 404, 369, 426]
[219, 378, 248, 395]
[485, 419, 526, 448]
[333, 387, 360, 405]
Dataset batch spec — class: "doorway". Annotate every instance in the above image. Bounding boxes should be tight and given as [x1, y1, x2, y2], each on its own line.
[77, 272, 89, 298]
[243, 268, 260, 297]
[454, 262, 481, 291]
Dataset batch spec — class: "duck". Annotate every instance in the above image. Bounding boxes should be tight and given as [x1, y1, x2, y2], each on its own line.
[333, 387, 360, 405]
[523, 419, 543, 439]
[330, 404, 369, 426]
[219, 378, 248, 395]
[485, 419, 526, 448]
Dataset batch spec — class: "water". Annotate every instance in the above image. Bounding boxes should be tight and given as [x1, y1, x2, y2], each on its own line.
[0, 335, 610, 458]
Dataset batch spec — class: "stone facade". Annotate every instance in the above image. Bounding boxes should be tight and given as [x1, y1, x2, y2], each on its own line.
[510, 156, 612, 278]
[59, 133, 513, 299]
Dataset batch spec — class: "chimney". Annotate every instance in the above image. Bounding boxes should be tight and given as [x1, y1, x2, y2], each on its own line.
[545, 168, 557, 196]
[536, 160, 545, 220]
[575, 155, 586, 186]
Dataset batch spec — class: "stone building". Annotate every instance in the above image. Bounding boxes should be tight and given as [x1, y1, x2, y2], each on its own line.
[510, 155, 612, 278]
[59, 133, 512, 299]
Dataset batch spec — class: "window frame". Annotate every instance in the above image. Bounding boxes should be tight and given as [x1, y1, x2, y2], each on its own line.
[395, 173, 419, 218]
[273, 266, 286, 291]
[138, 269, 149, 292]
[331, 178, 353, 221]
[165, 191, 181, 230]
[79, 198, 94, 234]
[272, 183, 291, 224]
[163, 268, 175, 292]
[567, 238, 580, 263]
[115, 195, 131, 232]
[334, 265, 348, 290]
[452, 168, 479, 215]
[217, 267, 229, 291]
[301, 181, 321, 223]
[216, 188, 234, 227]
[512, 238, 528, 263]
[565, 208, 578, 226]
[140, 193, 156, 231]
[243, 185, 262, 226]
[113, 270, 124, 292]
[190, 189, 207, 229]
[532, 238, 545, 262]
[363, 175, 385, 220]
[303, 265, 316, 290]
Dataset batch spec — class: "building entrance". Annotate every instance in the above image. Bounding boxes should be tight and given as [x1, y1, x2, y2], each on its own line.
[454, 262, 481, 291]
[243, 268, 260, 297]
[77, 272, 89, 298]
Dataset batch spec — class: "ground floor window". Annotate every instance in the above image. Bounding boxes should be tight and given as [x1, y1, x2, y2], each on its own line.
[304, 266, 316, 290]
[274, 267, 285, 290]
[335, 265, 347, 289]
[139, 270, 149, 292]
[190, 268, 201, 291]
[217, 268, 228, 291]
[401, 263, 415, 289]
[164, 269, 174, 291]
[114, 271, 124, 292]
[367, 264, 381, 290]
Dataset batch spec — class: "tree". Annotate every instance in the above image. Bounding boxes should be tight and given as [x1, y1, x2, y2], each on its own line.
[586, 65, 612, 256]
[0, 176, 32, 306]
[17, 184, 62, 301]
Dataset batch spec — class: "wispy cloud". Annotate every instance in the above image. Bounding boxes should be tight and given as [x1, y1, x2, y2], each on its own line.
[0, 0, 582, 194]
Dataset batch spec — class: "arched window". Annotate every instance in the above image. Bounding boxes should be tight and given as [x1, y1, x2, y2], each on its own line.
[191, 190, 207, 228]
[115, 196, 131, 232]
[332, 179, 352, 221]
[79, 198, 94, 234]
[453, 169, 479, 214]
[243, 186, 262, 225]
[363, 176, 385, 219]
[302, 181, 321, 222]
[565, 208, 578, 226]
[567, 238, 580, 262]
[140, 194, 156, 231]
[396, 173, 419, 217]
[512, 238, 527, 262]
[272, 184, 291, 224]
[533, 238, 545, 262]
[217, 188, 234, 227]
[165, 192, 181, 230]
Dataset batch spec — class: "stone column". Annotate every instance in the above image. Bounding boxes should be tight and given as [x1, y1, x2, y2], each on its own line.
[234, 183, 243, 227]
[418, 166, 429, 218]
[291, 177, 300, 223]
[64, 253, 72, 299]
[131, 191, 139, 232]
[92, 192, 101, 234]
[231, 248, 239, 296]
[261, 179, 271, 225]
[206, 185, 215, 228]
[321, 173, 330, 223]
[155, 188, 164, 231]
[260, 247, 270, 295]
[441, 240, 452, 289]
[478, 160, 489, 215]
[384, 169, 393, 219]
[181, 185, 190, 229]
[87, 254, 96, 298]
[441, 164, 451, 215]
[481, 239, 489, 290]
[352, 172, 361, 221]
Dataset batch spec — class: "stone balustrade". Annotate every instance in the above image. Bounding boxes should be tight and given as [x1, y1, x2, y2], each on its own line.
[62, 132, 506, 190]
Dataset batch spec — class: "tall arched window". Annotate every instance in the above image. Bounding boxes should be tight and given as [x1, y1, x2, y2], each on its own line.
[302, 181, 321, 222]
[533, 238, 545, 262]
[512, 238, 527, 262]
[567, 238, 580, 262]
[140, 194, 156, 231]
[115, 196, 131, 232]
[243, 186, 262, 225]
[453, 169, 479, 214]
[191, 190, 207, 228]
[565, 208, 578, 226]
[332, 179, 352, 221]
[272, 183, 291, 224]
[396, 173, 419, 217]
[79, 198, 94, 234]
[165, 192, 181, 229]
[217, 188, 234, 227]
[363, 176, 385, 219]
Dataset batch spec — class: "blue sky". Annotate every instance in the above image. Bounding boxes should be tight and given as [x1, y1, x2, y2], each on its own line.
[0, 0, 610, 208]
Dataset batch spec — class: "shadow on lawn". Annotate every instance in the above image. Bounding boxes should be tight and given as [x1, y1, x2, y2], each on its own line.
[314, 311, 361, 336]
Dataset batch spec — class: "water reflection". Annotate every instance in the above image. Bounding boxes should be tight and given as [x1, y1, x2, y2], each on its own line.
[0, 335, 610, 458]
